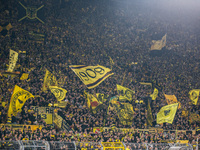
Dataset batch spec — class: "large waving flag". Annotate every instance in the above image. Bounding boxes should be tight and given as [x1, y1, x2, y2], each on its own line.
[49, 86, 67, 101]
[42, 69, 58, 92]
[189, 89, 200, 105]
[70, 65, 114, 89]
[7, 49, 18, 72]
[150, 34, 167, 50]
[164, 94, 181, 109]
[84, 91, 101, 114]
[8, 85, 34, 117]
[117, 84, 135, 102]
[110, 98, 134, 126]
[157, 103, 178, 124]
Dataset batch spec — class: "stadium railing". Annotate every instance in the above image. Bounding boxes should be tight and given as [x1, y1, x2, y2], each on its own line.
[76, 142, 102, 150]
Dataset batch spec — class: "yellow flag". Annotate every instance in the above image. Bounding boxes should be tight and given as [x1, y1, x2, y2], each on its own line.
[150, 88, 158, 100]
[164, 94, 181, 109]
[157, 103, 178, 124]
[20, 73, 29, 80]
[111, 101, 134, 126]
[49, 86, 67, 101]
[70, 65, 114, 89]
[8, 85, 34, 117]
[42, 69, 58, 92]
[7, 49, 18, 72]
[150, 34, 167, 50]
[189, 89, 200, 105]
[117, 84, 135, 102]
[84, 91, 101, 114]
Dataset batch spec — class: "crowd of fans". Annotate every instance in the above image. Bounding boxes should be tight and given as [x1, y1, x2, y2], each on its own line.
[0, 0, 200, 148]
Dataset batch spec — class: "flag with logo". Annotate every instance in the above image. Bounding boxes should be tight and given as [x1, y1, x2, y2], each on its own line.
[42, 69, 58, 92]
[7, 49, 18, 72]
[49, 86, 67, 101]
[189, 89, 200, 105]
[20, 73, 29, 80]
[157, 103, 178, 124]
[150, 88, 158, 100]
[117, 84, 135, 102]
[150, 34, 167, 50]
[110, 97, 134, 126]
[8, 85, 34, 117]
[70, 65, 114, 89]
[164, 94, 181, 109]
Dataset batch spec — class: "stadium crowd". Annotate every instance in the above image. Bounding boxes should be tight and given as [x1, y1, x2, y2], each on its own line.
[0, 0, 200, 149]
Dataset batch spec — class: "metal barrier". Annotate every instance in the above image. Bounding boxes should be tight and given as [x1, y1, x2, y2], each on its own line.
[0, 141, 21, 150]
[76, 142, 102, 150]
[125, 143, 147, 150]
[0, 141, 196, 150]
[49, 141, 76, 150]
[19, 140, 50, 150]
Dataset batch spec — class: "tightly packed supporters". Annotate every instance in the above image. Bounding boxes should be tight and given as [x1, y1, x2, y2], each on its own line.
[0, 0, 200, 147]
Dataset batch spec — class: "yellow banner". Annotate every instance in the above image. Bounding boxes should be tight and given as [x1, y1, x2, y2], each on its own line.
[189, 89, 200, 105]
[20, 73, 29, 80]
[7, 49, 18, 72]
[139, 82, 152, 87]
[70, 65, 114, 89]
[32, 106, 53, 124]
[49, 101, 68, 108]
[150, 34, 167, 50]
[42, 69, 58, 92]
[117, 84, 135, 102]
[164, 94, 181, 109]
[49, 86, 67, 101]
[150, 88, 158, 100]
[0, 124, 42, 132]
[8, 85, 34, 117]
[157, 103, 178, 124]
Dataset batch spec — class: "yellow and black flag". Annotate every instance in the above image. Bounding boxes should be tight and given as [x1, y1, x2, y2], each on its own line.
[117, 84, 135, 102]
[150, 88, 158, 100]
[70, 65, 114, 89]
[112, 101, 134, 126]
[42, 69, 58, 92]
[157, 103, 178, 124]
[189, 89, 200, 105]
[0, 22, 12, 36]
[7, 49, 18, 72]
[150, 34, 167, 50]
[49, 86, 67, 101]
[8, 85, 34, 118]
